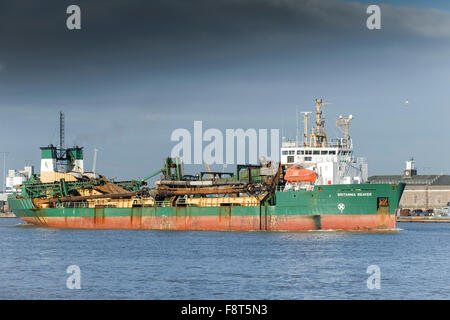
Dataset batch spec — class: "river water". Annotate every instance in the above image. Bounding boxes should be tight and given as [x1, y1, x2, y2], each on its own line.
[0, 218, 449, 299]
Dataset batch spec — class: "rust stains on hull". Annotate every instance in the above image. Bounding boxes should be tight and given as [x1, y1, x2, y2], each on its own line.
[21, 213, 395, 231]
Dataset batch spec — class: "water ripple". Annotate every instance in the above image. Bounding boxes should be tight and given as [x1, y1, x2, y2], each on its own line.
[0, 219, 449, 299]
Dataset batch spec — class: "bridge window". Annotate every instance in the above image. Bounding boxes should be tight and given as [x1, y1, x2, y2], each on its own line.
[282, 151, 288, 155]
[304, 157, 312, 161]
[313, 150, 320, 155]
[329, 151, 336, 155]
[321, 150, 328, 155]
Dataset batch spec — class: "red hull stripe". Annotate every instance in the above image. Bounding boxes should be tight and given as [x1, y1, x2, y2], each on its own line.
[21, 214, 395, 231]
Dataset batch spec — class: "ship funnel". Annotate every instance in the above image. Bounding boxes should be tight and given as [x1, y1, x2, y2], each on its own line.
[40, 145, 57, 173]
[66, 146, 84, 173]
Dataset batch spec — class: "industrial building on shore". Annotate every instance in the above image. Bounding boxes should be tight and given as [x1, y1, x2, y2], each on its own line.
[368, 159, 450, 211]
[0, 166, 34, 213]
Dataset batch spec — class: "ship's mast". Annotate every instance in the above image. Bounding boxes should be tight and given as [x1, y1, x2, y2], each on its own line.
[59, 111, 65, 158]
[310, 99, 330, 147]
[300, 111, 311, 147]
[57, 111, 66, 171]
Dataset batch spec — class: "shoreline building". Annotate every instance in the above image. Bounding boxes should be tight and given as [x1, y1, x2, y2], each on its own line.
[0, 165, 34, 212]
[368, 159, 450, 210]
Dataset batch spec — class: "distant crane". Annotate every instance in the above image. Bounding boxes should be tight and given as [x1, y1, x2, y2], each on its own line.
[92, 148, 98, 174]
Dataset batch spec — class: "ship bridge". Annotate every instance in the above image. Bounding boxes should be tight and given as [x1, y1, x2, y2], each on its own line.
[281, 99, 367, 185]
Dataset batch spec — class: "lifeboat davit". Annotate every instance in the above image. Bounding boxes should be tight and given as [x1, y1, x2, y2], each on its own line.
[284, 167, 317, 182]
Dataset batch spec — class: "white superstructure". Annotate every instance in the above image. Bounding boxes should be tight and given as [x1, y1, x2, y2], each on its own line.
[281, 99, 368, 185]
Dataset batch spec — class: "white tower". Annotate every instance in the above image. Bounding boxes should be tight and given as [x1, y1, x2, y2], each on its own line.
[404, 158, 417, 177]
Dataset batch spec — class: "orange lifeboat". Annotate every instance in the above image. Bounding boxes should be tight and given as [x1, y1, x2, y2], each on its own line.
[284, 167, 317, 182]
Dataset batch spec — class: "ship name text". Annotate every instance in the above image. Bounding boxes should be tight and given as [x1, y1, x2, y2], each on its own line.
[337, 192, 373, 197]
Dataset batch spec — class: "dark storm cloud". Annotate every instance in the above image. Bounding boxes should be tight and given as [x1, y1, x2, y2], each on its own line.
[0, 0, 449, 116]
[1, 0, 450, 178]
[1, 0, 450, 67]
[1, 0, 450, 113]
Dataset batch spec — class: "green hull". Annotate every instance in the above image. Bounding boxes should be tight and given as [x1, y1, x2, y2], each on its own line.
[8, 183, 405, 231]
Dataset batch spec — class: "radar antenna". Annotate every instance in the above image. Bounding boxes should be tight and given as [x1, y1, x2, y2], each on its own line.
[336, 115, 353, 148]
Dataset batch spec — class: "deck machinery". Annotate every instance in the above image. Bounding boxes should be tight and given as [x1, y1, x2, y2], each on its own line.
[19, 157, 282, 210]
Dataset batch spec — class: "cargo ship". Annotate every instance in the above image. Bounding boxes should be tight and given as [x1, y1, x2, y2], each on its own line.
[8, 101, 405, 231]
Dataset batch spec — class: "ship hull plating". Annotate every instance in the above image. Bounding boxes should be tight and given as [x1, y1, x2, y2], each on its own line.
[15, 214, 394, 231]
[8, 184, 404, 231]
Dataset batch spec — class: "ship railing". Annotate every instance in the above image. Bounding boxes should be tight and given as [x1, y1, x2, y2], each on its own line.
[175, 197, 186, 206]
[57, 202, 89, 208]
[153, 200, 171, 207]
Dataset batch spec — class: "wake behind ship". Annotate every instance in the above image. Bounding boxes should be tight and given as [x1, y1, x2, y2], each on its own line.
[8, 101, 405, 231]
